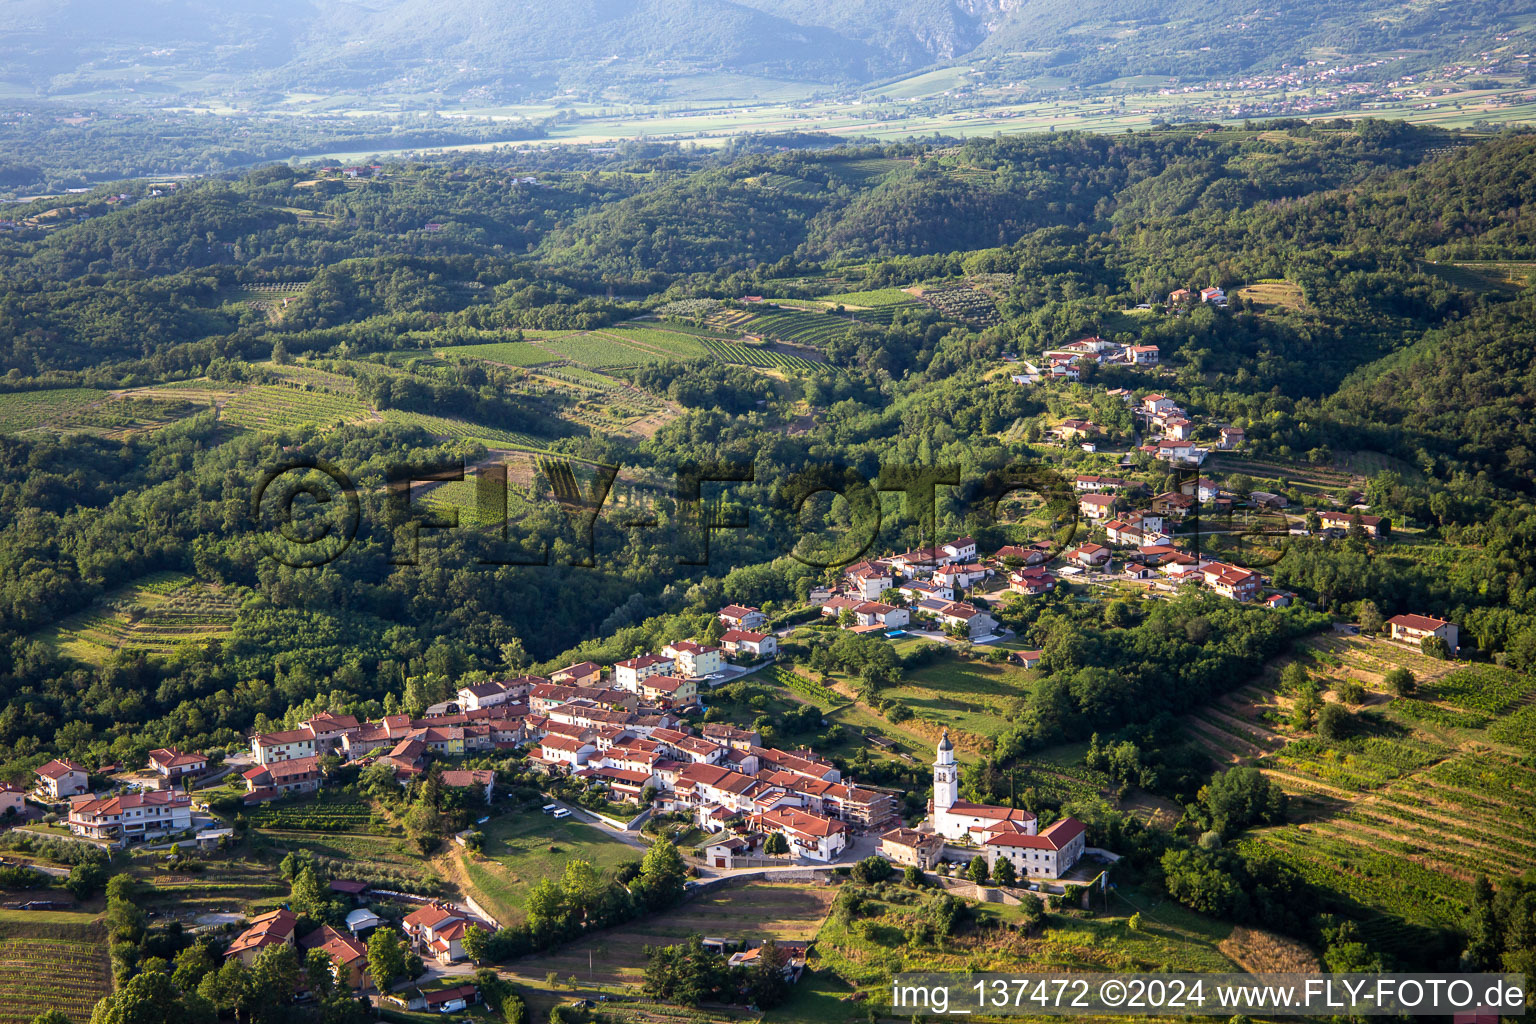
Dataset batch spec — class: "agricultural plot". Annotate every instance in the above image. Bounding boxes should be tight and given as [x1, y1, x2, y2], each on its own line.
[220, 384, 370, 430]
[0, 922, 111, 1024]
[44, 394, 207, 439]
[914, 285, 1000, 325]
[438, 341, 560, 367]
[696, 337, 819, 371]
[881, 656, 1036, 740]
[459, 811, 640, 925]
[0, 387, 108, 433]
[378, 410, 552, 451]
[262, 362, 360, 393]
[48, 572, 242, 663]
[1206, 453, 1357, 493]
[1231, 279, 1309, 312]
[598, 325, 712, 360]
[1187, 634, 1536, 963]
[815, 287, 918, 307]
[741, 309, 859, 348]
[541, 333, 672, 368]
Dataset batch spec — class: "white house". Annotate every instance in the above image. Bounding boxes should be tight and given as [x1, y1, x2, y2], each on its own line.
[613, 654, 675, 692]
[853, 602, 909, 630]
[941, 537, 977, 562]
[718, 605, 768, 630]
[1387, 614, 1459, 654]
[753, 806, 848, 862]
[539, 735, 598, 767]
[35, 759, 89, 800]
[720, 629, 777, 658]
[250, 729, 316, 766]
[983, 816, 1087, 879]
[662, 640, 724, 679]
[68, 790, 192, 846]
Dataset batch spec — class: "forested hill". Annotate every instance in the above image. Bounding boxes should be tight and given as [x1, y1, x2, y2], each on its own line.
[2, 0, 1530, 99]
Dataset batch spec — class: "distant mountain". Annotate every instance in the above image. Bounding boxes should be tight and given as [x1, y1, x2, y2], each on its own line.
[0, 0, 1528, 102]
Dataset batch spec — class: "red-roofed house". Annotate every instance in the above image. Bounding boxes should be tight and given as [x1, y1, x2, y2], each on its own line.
[300, 925, 370, 989]
[613, 654, 675, 692]
[69, 790, 191, 845]
[402, 904, 471, 963]
[1387, 614, 1458, 654]
[226, 909, 299, 965]
[147, 747, 207, 782]
[753, 806, 848, 862]
[720, 629, 777, 658]
[250, 728, 316, 766]
[439, 769, 496, 804]
[35, 759, 88, 799]
[662, 640, 723, 679]
[718, 605, 768, 630]
[241, 756, 322, 797]
[983, 816, 1087, 880]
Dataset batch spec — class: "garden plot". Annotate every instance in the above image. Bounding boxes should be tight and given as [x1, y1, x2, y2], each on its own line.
[48, 572, 242, 663]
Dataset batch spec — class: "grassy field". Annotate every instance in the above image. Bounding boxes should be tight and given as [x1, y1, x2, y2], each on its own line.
[460, 811, 642, 924]
[813, 288, 919, 308]
[504, 881, 835, 991]
[1184, 634, 1536, 962]
[883, 657, 1037, 740]
[0, 913, 111, 1024]
[46, 571, 242, 663]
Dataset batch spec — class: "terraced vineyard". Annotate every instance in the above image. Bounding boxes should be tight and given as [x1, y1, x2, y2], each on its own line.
[741, 308, 860, 347]
[43, 394, 207, 439]
[49, 571, 243, 662]
[263, 362, 360, 393]
[0, 927, 112, 1024]
[696, 336, 820, 370]
[1187, 634, 1536, 963]
[220, 384, 370, 429]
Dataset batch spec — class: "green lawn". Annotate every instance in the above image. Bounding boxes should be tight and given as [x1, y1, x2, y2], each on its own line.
[463, 812, 641, 924]
[883, 655, 1037, 739]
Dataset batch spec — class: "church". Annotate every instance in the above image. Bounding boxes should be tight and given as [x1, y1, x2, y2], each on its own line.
[928, 730, 1039, 841]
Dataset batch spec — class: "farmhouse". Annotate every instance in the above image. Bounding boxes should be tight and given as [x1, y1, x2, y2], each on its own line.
[299, 926, 370, 990]
[35, 758, 89, 799]
[403, 904, 472, 964]
[438, 769, 496, 804]
[242, 756, 323, 798]
[0, 782, 24, 816]
[1387, 614, 1459, 654]
[1219, 426, 1245, 449]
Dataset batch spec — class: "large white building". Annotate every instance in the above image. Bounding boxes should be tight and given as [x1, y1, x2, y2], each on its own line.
[929, 731, 1038, 841]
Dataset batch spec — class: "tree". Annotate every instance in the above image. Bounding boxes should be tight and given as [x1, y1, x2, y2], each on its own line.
[1357, 600, 1384, 634]
[290, 865, 332, 920]
[461, 925, 492, 965]
[1199, 766, 1286, 838]
[1336, 677, 1366, 705]
[366, 929, 407, 991]
[635, 838, 687, 909]
[1421, 635, 1452, 660]
[744, 942, 790, 1009]
[1316, 701, 1350, 741]
[991, 855, 1017, 887]
[1385, 667, 1416, 697]
[966, 856, 990, 885]
[850, 855, 893, 884]
[66, 860, 109, 900]
[764, 832, 789, 856]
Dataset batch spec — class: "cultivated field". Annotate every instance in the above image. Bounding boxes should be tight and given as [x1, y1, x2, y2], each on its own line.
[1185, 634, 1536, 961]
[0, 913, 112, 1024]
[0, 387, 109, 433]
[219, 383, 371, 430]
[47, 571, 242, 663]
